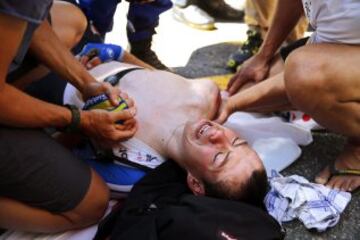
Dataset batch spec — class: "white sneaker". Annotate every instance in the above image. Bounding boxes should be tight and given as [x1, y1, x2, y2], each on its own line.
[172, 4, 215, 30]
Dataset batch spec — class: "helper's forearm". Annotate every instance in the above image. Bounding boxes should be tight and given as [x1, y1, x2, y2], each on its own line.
[258, 0, 304, 61]
[0, 83, 71, 128]
[29, 20, 95, 92]
[228, 73, 293, 113]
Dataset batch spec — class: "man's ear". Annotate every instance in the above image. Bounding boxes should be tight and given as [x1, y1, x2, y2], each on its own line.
[187, 172, 205, 196]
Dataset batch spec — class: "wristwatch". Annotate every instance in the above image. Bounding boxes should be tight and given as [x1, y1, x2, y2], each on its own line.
[63, 104, 81, 133]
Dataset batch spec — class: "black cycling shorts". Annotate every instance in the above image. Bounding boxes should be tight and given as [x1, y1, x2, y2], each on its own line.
[280, 37, 309, 61]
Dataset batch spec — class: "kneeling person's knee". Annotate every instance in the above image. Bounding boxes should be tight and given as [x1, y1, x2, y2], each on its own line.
[63, 170, 109, 227]
[284, 47, 329, 110]
[51, 1, 88, 48]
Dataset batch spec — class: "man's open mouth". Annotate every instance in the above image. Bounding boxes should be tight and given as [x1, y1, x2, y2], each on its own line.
[196, 121, 212, 139]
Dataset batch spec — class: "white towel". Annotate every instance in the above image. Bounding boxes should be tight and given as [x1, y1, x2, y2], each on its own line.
[265, 171, 351, 232]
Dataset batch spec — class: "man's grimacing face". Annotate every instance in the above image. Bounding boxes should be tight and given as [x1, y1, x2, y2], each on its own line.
[181, 119, 265, 194]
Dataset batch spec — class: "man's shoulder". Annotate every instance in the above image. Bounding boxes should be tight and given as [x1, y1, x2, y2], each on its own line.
[89, 61, 141, 81]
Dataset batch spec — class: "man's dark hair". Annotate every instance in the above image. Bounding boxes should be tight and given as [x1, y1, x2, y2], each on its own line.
[203, 169, 269, 208]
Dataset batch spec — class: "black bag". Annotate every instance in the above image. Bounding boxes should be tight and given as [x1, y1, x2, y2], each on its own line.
[95, 161, 285, 240]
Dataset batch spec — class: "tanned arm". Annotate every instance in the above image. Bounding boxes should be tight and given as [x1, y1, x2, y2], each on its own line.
[29, 20, 98, 94]
[0, 14, 137, 144]
[0, 13, 71, 128]
[258, 0, 305, 61]
[218, 0, 305, 123]
[227, 0, 305, 95]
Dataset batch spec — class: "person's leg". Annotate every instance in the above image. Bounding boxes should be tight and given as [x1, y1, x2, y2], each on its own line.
[0, 128, 109, 233]
[226, 0, 270, 71]
[286, 15, 308, 43]
[248, 0, 307, 42]
[79, 0, 120, 37]
[127, 0, 172, 70]
[193, 0, 244, 21]
[51, 1, 88, 49]
[10, 1, 88, 90]
[245, 0, 275, 35]
[172, 0, 216, 31]
[0, 170, 108, 233]
[285, 43, 360, 191]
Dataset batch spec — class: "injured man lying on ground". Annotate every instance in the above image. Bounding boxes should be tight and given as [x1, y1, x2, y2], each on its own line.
[63, 61, 312, 205]
[1, 61, 315, 239]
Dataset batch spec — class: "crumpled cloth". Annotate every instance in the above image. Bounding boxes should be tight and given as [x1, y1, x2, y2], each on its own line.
[265, 171, 351, 232]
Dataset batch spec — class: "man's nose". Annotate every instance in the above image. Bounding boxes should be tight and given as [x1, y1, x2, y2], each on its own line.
[208, 130, 228, 146]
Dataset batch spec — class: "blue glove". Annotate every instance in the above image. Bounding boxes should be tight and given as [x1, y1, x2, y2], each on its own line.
[79, 43, 125, 62]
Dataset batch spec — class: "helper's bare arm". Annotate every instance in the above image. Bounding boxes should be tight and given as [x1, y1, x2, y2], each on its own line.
[227, 0, 304, 95]
[0, 14, 137, 143]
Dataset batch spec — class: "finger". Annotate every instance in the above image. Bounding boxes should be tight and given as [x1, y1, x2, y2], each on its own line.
[80, 55, 89, 66]
[111, 107, 137, 122]
[119, 91, 129, 100]
[115, 121, 137, 132]
[103, 83, 120, 106]
[228, 76, 245, 96]
[85, 48, 99, 60]
[124, 97, 134, 108]
[122, 118, 137, 127]
[227, 73, 239, 91]
[111, 125, 138, 141]
[215, 110, 229, 124]
[123, 120, 137, 131]
[115, 118, 136, 131]
[114, 124, 127, 131]
[86, 57, 102, 69]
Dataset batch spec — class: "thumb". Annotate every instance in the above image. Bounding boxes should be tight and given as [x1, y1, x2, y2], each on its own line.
[86, 57, 102, 70]
[102, 83, 120, 106]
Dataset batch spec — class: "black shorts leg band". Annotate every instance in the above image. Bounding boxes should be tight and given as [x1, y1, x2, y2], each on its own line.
[280, 37, 309, 61]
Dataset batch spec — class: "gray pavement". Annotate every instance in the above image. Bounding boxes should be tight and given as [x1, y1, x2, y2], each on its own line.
[174, 42, 360, 240]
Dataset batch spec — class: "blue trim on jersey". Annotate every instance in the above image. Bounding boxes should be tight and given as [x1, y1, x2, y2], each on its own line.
[86, 158, 146, 185]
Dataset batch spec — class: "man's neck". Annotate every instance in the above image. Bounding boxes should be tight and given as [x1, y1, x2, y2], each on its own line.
[160, 124, 187, 168]
[143, 95, 226, 163]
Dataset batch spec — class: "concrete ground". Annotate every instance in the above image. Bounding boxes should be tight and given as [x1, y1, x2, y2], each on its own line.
[106, 3, 359, 239]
